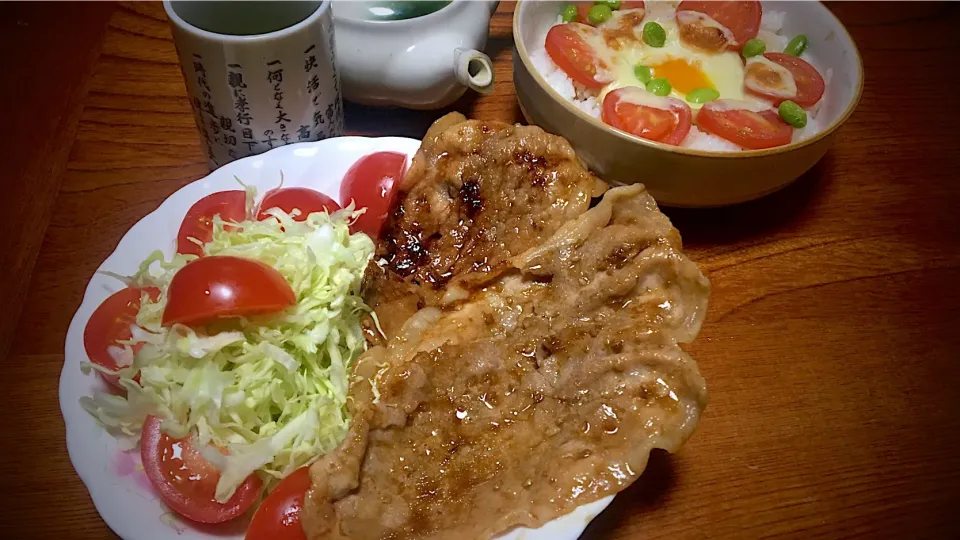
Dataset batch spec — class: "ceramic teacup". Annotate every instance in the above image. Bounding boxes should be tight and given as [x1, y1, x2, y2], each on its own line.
[164, 0, 343, 169]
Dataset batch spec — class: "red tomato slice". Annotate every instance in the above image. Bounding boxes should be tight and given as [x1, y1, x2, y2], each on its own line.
[696, 101, 793, 150]
[677, 0, 761, 49]
[177, 191, 247, 257]
[257, 187, 340, 222]
[544, 23, 613, 90]
[602, 87, 692, 146]
[245, 467, 311, 540]
[576, 3, 592, 24]
[577, 1, 645, 25]
[141, 415, 261, 524]
[748, 53, 826, 108]
[84, 287, 159, 389]
[339, 151, 408, 238]
[162, 256, 296, 327]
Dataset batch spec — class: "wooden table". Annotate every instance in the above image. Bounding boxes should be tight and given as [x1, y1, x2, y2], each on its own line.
[2, 2, 958, 538]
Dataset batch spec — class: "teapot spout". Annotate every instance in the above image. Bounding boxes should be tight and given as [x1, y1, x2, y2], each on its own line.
[454, 48, 495, 95]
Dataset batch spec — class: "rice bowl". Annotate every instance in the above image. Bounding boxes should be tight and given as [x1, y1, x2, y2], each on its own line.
[528, 1, 833, 152]
[512, 0, 863, 206]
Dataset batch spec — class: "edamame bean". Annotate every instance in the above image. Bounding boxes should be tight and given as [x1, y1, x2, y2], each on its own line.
[643, 22, 666, 47]
[778, 100, 807, 128]
[742, 38, 766, 58]
[588, 4, 613, 24]
[560, 4, 577, 23]
[686, 87, 720, 104]
[784, 35, 808, 56]
[595, 0, 621, 8]
[634, 65, 652, 84]
[646, 78, 672, 96]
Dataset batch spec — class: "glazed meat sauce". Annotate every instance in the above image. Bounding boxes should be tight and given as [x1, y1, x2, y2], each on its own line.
[304, 114, 709, 539]
[363, 113, 607, 339]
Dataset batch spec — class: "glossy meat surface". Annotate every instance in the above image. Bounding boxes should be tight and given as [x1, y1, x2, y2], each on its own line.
[304, 182, 710, 540]
[363, 112, 606, 339]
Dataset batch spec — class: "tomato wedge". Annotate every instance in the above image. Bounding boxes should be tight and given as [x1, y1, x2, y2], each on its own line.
[747, 52, 826, 108]
[576, 3, 592, 24]
[339, 151, 408, 238]
[676, 0, 761, 50]
[84, 286, 159, 389]
[140, 415, 261, 524]
[176, 191, 247, 257]
[162, 256, 296, 327]
[245, 467, 311, 540]
[577, 1, 645, 25]
[544, 23, 613, 90]
[696, 101, 793, 150]
[602, 87, 692, 146]
[257, 187, 340, 222]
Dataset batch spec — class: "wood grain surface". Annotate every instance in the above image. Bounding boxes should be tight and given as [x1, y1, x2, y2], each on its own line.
[1, 2, 958, 539]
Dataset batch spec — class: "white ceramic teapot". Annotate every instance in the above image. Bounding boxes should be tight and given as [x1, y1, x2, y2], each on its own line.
[332, 0, 498, 109]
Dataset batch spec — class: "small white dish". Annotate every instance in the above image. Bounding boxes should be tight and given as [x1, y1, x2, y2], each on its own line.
[333, 0, 499, 109]
[60, 136, 613, 539]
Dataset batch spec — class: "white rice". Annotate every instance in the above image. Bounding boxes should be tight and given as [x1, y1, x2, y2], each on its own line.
[530, 8, 828, 151]
[683, 125, 743, 152]
[531, 47, 603, 119]
[759, 10, 788, 50]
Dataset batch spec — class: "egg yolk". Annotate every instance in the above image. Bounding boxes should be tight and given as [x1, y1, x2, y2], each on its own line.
[652, 58, 713, 95]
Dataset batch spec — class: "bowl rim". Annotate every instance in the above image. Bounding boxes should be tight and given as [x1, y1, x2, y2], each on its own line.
[332, 0, 461, 27]
[512, 0, 864, 159]
[163, 0, 329, 43]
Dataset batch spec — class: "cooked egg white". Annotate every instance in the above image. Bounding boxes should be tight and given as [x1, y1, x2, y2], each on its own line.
[583, 4, 754, 109]
[744, 55, 797, 98]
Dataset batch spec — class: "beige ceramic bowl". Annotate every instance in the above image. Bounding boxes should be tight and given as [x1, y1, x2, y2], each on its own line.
[513, 1, 863, 207]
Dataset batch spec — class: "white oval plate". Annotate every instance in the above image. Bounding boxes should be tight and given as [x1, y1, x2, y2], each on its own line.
[60, 137, 613, 540]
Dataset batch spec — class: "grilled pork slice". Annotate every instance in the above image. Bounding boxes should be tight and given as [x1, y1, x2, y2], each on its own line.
[363, 113, 607, 339]
[304, 184, 710, 540]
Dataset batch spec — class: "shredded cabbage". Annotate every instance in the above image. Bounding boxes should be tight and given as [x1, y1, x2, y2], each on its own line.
[80, 195, 375, 502]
